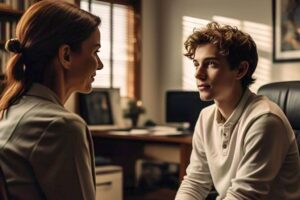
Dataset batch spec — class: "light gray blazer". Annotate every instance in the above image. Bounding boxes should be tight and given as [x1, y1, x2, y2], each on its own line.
[0, 83, 96, 200]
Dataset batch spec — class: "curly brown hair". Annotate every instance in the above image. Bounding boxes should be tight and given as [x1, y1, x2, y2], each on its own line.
[184, 21, 258, 89]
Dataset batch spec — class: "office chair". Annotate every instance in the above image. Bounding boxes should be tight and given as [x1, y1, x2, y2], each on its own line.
[0, 165, 9, 200]
[257, 81, 300, 153]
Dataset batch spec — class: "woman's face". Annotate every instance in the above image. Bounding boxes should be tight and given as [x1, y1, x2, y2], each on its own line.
[67, 28, 103, 93]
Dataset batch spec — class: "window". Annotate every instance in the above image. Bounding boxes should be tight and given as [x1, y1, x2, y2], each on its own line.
[80, 0, 141, 98]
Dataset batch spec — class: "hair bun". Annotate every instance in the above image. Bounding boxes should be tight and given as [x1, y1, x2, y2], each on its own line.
[5, 38, 22, 53]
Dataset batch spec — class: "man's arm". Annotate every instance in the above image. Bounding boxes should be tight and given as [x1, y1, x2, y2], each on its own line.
[224, 114, 291, 200]
[175, 117, 213, 200]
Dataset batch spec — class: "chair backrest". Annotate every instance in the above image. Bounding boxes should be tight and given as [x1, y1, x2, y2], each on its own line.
[0, 165, 9, 200]
[257, 81, 300, 153]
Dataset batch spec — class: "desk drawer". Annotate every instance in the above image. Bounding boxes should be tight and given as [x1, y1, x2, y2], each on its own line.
[96, 166, 123, 200]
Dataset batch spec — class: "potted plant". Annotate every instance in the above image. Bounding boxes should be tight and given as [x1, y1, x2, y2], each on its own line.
[123, 99, 145, 127]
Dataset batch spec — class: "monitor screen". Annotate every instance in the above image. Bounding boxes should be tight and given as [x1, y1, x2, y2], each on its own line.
[166, 91, 213, 130]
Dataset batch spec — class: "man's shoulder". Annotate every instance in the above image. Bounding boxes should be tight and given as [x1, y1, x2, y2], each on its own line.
[241, 94, 287, 124]
[246, 94, 282, 115]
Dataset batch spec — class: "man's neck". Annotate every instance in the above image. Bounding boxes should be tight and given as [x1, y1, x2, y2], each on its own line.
[215, 86, 245, 121]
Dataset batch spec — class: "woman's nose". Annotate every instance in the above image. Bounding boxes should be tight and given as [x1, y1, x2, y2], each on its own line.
[97, 57, 103, 70]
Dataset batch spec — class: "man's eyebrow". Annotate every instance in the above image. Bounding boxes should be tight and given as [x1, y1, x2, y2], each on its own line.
[193, 56, 220, 62]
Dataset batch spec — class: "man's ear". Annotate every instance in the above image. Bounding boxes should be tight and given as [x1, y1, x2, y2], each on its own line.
[236, 61, 249, 80]
[58, 44, 72, 69]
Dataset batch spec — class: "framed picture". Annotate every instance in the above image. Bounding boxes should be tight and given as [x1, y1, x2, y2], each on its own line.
[78, 88, 126, 130]
[273, 0, 300, 62]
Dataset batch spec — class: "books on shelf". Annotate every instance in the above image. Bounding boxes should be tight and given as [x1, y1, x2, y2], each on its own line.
[0, 49, 11, 74]
[0, 0, 35, 11]
[0, 0, 37, 75]
[0, 20, 17, 42]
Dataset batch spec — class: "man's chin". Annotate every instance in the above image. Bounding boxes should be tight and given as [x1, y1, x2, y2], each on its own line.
[199, 94, 213, 102]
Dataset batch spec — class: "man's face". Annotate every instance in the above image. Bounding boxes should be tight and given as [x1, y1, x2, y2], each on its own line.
[193, 43, 240, 103]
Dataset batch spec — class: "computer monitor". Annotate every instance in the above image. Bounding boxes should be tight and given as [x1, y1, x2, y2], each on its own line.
[166, 91, 213, 130]
[78, 88, 125, 130]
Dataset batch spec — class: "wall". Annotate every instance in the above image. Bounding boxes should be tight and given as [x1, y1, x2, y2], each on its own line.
[141, 0, 300, 124]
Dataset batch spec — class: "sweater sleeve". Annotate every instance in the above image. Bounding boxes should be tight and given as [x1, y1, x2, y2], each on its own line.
[224, 114, 291, 200]
[175, 114, 213, 200]
[29, 117, 95, 200]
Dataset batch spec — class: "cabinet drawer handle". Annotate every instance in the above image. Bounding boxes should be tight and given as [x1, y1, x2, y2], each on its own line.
[96, 181, 112, 187]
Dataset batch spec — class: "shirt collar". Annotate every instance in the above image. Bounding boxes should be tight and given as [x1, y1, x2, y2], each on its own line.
[25, 83, 63, 106]
[216, 88, 254, 127]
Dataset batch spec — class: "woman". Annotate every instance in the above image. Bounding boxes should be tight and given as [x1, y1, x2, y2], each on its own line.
[0, 1, 102, 199]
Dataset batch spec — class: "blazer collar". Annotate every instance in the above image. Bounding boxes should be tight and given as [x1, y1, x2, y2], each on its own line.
[25, 83, 63, 106]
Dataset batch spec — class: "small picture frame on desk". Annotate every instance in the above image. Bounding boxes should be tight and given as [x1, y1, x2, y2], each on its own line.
[80, 90, 113, 125]
[78, 88, 125, 130]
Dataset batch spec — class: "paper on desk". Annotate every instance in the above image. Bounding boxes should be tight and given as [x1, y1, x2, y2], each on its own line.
[108, 131, 131, 135]
[108, 126, 182, 136]
[129, 129, 150, 135]
[108, 130, 149, 135]
[149, 126, 178, 132]
[152, 130, 183, 136]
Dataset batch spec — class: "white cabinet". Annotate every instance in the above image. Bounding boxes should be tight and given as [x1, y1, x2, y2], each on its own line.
[95, 165, 123, 200]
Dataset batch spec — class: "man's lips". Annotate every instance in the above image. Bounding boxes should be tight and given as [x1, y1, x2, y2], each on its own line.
[198, 84, 210, 91]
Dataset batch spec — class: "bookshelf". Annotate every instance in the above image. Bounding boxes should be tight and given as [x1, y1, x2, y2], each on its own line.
[0, 0, 38, 75]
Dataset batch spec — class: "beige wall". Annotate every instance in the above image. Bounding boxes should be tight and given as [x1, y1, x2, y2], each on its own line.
[68, 0, 300, 125]
[141, 0, 300, 124]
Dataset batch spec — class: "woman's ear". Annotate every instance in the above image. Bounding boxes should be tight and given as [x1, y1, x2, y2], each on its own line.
[58, 44, 72, 69]
[236, 61, 249, 80]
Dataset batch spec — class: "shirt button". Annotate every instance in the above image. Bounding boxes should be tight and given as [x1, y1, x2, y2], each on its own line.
[222, 144, 227, 149]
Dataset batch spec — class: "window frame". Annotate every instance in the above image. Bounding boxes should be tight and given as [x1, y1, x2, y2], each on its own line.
[76, 0, 141, 99]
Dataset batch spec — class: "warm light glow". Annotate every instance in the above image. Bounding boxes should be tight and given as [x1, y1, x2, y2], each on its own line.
[250, 57, 272, 92]
[81, 0, 134, 97]
[212, 16, 241, 28]
[243, 21, 272, 53]
[182, 16, 210, 90]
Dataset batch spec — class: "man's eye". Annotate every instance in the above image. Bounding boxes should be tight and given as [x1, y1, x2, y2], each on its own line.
[207, 60, 217, 67]
[193, 62, 199, 67]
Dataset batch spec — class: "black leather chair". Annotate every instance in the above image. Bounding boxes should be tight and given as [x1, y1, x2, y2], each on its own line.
[257, 81, 300, 153]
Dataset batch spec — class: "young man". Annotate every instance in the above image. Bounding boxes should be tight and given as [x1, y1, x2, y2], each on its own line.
[175, 22, 300, 200]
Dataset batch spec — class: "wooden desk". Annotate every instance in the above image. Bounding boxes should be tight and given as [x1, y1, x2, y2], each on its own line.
[91, 130, 192, 187]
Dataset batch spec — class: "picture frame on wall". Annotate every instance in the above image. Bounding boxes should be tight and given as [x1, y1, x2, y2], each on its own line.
[273, 0, 300, 62]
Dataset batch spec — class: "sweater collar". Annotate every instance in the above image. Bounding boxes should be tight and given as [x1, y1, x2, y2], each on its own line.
[216, 88, 253, 127]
